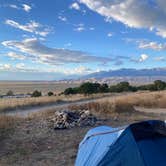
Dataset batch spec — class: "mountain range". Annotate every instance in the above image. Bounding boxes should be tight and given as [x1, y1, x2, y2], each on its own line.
[82, 68, 166, 79]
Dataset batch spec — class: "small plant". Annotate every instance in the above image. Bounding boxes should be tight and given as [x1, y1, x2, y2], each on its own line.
[6, 90, 14, 96]
[31, 90, 42, 97]
[48, 91, 54, 96]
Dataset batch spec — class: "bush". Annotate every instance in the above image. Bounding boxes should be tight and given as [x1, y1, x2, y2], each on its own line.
[109, 82, 136, 92]
[99, 84, 109, 93]
[79, 82, 101, 94]
[154, 80, 166, 90]
[63, 80, 166, 95]
[31, 90, 42, 97]
[64, 88, 77, 95]
[48, 91, 54, 96]
[6, 90, 14, 96]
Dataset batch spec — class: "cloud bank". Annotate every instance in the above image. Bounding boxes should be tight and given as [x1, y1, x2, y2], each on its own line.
[139, 41, 166, 51]
[79, 0, 166, 38]
[2, 38, 111, 65]
[5, 20, 52, 37]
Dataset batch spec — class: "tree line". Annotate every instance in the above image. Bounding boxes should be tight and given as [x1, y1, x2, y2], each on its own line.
[3, 90, 55, 98]
[63, 80, 166, 95]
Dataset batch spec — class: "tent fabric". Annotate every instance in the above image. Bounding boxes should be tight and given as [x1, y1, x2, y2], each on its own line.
[75, 120, 166, 166]
[76, 126, 126, 166]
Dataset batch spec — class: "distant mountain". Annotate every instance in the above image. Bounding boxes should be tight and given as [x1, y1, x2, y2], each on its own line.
[82, 68, 166, 79]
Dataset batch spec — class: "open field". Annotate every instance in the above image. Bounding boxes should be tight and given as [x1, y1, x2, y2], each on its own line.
[0, 91, 166, 166]
[1, 90, 166, 114]
[0, 81, 79, 95]
[0, 93, 115, 113]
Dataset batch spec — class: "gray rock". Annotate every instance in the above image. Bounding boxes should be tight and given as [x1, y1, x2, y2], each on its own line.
[50, 110, 97, 130]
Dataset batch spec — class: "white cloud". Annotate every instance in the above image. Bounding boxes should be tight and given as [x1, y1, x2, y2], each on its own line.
[139, 54, 149, 62]
[7, 52, 26, 60]
[154, 56, 166, 61]
[89, 27, 95, 30]
[79, 0, 166, 38]
[0, 63, 37, 72]
[74, 24, 95, 32]
[2, 38, 111, 65]
[9, 4, 19, 9]
[70, 2, 80, 10]
[22, 4, 31, 12]
[74, 23, 85, 32]
[107, 32, 113, 37]
[5, 20, 52, 37]
[16, 63, 25, 70]
[130, 53, 149, 63]
[58, 15, 67, 22]
[139, 41, 166, 51]
[7, 3, 32, 12]
[63, 66, 93, 75]
[64, 43, 72, 47]
[0, 64, 12, 70]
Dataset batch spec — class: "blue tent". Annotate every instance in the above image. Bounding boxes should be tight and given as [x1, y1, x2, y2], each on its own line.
[75, 120, 166, 166]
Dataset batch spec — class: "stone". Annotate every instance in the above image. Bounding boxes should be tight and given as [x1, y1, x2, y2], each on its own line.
[50, 110, 97, 130]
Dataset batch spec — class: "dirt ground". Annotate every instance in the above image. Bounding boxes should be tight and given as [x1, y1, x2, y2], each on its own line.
[0, 110, 164, 166]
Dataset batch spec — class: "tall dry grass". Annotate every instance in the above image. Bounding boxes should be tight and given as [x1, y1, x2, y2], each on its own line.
[0, 115, 21, 140]
[0, 93, 113, 112]
[119, 91, 166, 108]
[0, 115, 20, 129]
[69, 99, 134, 116]
[69, 91, 166, 116]
[0, 96, 62, 112]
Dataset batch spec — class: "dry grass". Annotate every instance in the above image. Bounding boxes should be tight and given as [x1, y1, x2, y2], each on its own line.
[117, 91, 166, 108]
[69, 100, 134, 118]
[0, 115, 21, 140]
[0, 93, 113, 112]
[69, 91, 166, 117]
[0, 96, 63, 112]
[0, 81, 79, 95]
[0, 91, 165, 166]
[0, 115, 18, 129]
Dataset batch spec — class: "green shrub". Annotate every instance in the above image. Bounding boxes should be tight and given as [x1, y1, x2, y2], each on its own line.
[6, 90, 14, 96]
[48, 91, 54, 96]
[63, 80, 166, 95]
[31, 90, 42, 97]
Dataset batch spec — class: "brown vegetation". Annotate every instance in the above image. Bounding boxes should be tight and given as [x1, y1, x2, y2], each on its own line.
[116, 91, 166, 108]
[0, 115, 21, 141]
[0, 91, 165, 165]
[0, 81, 79, 95]
[0, 93, 113, 112]
[69, 91, 166, 117]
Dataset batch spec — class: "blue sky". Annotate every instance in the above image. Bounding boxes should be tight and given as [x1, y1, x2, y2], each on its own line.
[0, 0, 166, 80]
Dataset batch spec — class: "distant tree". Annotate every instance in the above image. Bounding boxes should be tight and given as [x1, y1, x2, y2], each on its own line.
[6, 90, 14, 96]
[130, 86, 138, 92]
[63, 80, 166, 95]
[63, 87, 78, 95]
[48, 91, 54, 96]
[154, 80, 166, 90]
[138, 84, 157, 91]
[31, 90, 42, 97]
[109, 82, 131, 92]
[109, 82, 138, 93]
[64, 88, 73, 95]
[109, 85, 118, 92]
[99, 83, 109, 93]
[79, 82, 100, 94]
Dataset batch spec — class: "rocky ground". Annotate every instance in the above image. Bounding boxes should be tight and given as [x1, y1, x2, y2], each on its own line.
[50, 110, 97, 129]
[0, 109, 164, 166]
